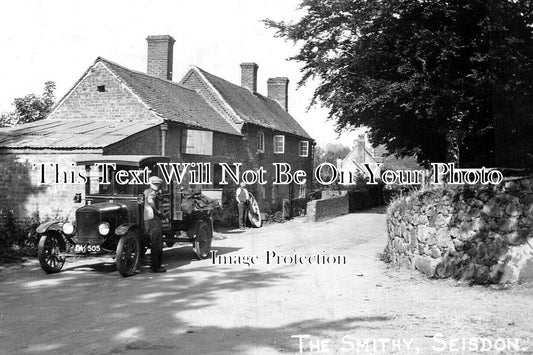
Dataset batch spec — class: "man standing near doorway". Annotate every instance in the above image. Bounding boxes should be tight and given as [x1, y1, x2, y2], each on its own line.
[235, 182, 249, 230]
[144, 176, 166, 273]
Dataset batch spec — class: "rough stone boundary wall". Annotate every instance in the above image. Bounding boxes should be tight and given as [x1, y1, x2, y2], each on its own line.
[386, 178, 533, 284]
[0, 153, 88, 224]
[306, 195, 349, 222]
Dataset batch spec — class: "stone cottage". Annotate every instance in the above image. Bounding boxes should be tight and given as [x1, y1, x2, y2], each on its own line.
[0, 35, 313, 223]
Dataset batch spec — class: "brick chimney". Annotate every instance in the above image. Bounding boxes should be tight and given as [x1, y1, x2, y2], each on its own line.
[146, 35, 175, 80]
[267, 77, 289, 112]
[240, 62, 258, 92]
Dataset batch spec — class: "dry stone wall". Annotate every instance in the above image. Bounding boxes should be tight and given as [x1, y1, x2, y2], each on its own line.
[386, 177, 533, 284]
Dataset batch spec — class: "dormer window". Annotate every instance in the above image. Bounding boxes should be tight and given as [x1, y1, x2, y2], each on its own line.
[97, 85, 106, 92]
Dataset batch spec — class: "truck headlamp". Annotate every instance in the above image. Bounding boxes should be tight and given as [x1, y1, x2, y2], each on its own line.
[63, 222, 75, 235]
[98, 222, 110, 236]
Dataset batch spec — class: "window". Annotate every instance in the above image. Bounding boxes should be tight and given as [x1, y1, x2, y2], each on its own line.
[257, 132, 265, 153]
[298, 141, 309, 157]
[273, 135, 285, 154]
[97, 85, 106, 92]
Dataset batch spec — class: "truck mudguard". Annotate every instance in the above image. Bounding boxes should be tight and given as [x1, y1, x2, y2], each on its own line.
[36, 221, 64, 234]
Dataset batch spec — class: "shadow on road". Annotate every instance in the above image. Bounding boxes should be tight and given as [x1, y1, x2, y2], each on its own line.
[1, 252, 396, 354]
[352, 205, 387, 214]
[0, 244, 395, 354]
[0, 214, 396, 354]
[51, 245, 242, 275]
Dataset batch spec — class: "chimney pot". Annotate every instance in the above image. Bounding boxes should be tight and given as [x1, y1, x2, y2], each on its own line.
[267, 77, 289, 112]
[146, 35, 175, 80]
[240, 62, 259, 92]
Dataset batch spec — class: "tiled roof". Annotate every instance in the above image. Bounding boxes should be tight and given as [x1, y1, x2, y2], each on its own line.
[0, 119, 157, 149]
[98, 58, 240, 136]
[192, 67, 312, 139]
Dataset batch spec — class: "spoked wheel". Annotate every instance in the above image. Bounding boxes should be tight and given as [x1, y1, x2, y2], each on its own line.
[193, 220, 213, 260]
[38, 233, 66, 274]
[116, 232, 141, 277]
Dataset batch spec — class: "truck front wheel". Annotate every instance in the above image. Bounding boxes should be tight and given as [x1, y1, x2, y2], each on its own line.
[38, 233, 65, 274]
[116, 232, 140, 277]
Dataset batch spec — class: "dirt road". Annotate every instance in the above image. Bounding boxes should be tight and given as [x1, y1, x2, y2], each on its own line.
[1, 210, 532, 354]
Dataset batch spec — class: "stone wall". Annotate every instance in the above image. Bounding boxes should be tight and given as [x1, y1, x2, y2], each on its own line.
[0, 152, 91, 223]
[306, 195, 349, 222]
[386, 178, 533, 284]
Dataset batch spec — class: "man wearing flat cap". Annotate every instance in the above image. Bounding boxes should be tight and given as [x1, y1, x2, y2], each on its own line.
[235, 182, 249, 230]
[144, 176, 166, 273]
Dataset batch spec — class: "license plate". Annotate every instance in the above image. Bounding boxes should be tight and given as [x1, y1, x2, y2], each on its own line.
[75, 245, 101, 253]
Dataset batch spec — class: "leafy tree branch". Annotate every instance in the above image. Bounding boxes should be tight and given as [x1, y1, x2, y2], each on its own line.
[266, 0, 533, 167]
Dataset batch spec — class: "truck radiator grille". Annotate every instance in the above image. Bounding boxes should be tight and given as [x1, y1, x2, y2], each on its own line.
[76, 211, 104, 245]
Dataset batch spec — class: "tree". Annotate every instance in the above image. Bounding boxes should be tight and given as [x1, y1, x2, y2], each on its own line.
[0, 112, 15, 128]
[266, 0, 533, 167]
[0, 81, 56, 127]
[323, 143, 351, 165]
[314, 143, 351, 167]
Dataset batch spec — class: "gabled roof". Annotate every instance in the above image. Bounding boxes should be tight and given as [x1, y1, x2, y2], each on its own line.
[0, 119, 157, 149]
[91, 58, 240, 136]
[183, 67, 312, 140]
[340, 139, 382, 170]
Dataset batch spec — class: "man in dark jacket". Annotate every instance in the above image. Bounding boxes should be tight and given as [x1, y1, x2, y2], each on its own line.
[144, 176, 166, 273]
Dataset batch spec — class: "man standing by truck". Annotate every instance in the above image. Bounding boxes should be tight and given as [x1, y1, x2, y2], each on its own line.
[144, 176, 166, 273]
[235, 182, 249, 230]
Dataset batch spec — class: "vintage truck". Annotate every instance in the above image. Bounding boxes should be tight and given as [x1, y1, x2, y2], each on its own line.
[36, 155, 221, 277]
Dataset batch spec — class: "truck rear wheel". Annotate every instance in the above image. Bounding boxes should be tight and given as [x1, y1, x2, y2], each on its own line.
[38, 233, 65, 274]
[116, 232, 140, 277]
[193, 220, 212, 260]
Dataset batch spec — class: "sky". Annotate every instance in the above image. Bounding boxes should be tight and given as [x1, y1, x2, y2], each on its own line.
[0, 0, 362, 148]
